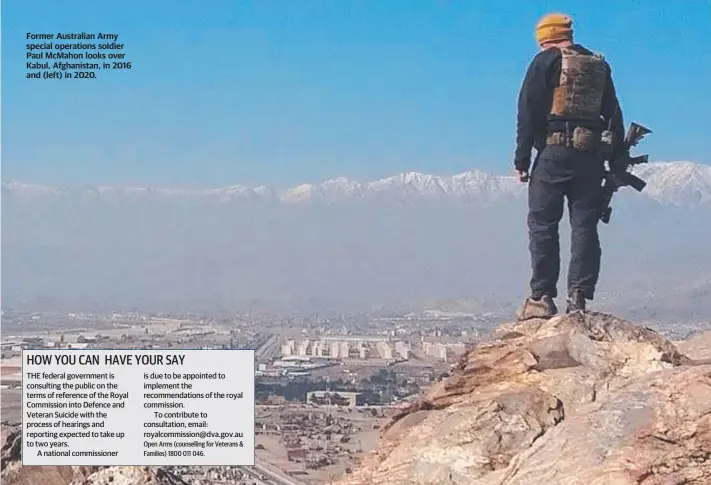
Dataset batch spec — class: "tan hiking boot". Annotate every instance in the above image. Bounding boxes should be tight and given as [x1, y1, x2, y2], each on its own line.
[516, 295, 558, 321]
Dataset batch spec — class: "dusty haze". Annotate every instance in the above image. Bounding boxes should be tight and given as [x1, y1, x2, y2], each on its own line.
[3, 161, 711, 321]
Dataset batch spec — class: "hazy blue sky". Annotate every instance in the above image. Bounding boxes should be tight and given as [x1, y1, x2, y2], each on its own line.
[2, 0, 710, 188]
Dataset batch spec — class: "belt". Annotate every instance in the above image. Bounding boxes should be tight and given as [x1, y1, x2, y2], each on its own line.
[546, 126, 599, 151]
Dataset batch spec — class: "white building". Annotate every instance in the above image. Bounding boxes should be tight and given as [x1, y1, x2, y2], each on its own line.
[281, 340, 296, 357]
[422, 342, 448, 361]
[376, 342, 393, 360]
[339, 341, 350, 359]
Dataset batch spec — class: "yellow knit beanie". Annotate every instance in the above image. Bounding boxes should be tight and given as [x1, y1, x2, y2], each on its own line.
[535, 13, 573, 45]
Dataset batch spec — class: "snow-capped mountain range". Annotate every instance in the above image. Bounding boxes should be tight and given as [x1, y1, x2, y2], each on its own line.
[3, 161, 711, 206]
[4, 160, 711, 317]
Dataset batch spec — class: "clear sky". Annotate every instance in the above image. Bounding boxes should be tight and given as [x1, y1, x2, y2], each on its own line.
[2, 0, 710, 188]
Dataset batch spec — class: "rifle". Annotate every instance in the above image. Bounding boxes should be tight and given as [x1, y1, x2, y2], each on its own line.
[599, 121, 652, 224]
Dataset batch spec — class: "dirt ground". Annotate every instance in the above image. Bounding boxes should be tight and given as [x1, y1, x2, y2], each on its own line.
[0, 386, 390, 485]
[1, 388, 21, 422]
[255, 405, 391, 485]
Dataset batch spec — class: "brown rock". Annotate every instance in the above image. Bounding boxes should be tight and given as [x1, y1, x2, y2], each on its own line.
[1, 422, 22, 469]
[498, 366, 711, 485]
[1, 462, 79, 485]
[337, 312, 711, 485]
[675, 330, 711, 361]
[70, 466, 190, 485]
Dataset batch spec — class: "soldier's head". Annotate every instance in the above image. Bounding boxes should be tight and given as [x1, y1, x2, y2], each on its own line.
[535, 13, 574, 50]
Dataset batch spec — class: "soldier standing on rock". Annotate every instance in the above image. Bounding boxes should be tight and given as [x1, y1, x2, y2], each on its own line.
[514, 13, 625, 320]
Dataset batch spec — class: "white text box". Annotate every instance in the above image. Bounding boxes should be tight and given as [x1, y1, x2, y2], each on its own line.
[22, 349, 255, 466]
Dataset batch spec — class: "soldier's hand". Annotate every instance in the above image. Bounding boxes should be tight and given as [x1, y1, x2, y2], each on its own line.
[514, 170, 529, 183]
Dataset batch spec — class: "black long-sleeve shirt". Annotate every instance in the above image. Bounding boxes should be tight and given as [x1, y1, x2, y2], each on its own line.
[514, 44, 624, 172]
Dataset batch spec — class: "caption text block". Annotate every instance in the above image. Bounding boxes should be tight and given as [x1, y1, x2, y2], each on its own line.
[22, 349, 255, 466]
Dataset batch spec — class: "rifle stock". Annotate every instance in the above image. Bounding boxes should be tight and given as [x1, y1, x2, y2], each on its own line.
[615, 171, 646, 192]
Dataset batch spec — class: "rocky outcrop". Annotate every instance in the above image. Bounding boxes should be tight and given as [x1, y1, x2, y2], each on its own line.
[1, 422, 21, 470]
[69, 466, 191, 485]
[3, 312, 709, 485]
[337, 312, 711, 485]
[676, 330, 711, 361]
[1, 422, 189, 485]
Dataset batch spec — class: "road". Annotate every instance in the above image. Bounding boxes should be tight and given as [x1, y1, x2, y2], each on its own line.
[255, 334, 278, 362]
[240, 458, 309, 485]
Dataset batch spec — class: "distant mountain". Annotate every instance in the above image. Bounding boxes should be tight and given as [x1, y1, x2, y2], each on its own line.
[631, 162, 711, 205]
[4, 161, 710, 206]
[2, 161, 711, 319]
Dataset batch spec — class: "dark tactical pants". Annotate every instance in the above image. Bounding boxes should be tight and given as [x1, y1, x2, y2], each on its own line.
[527, 144, 605, 300]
